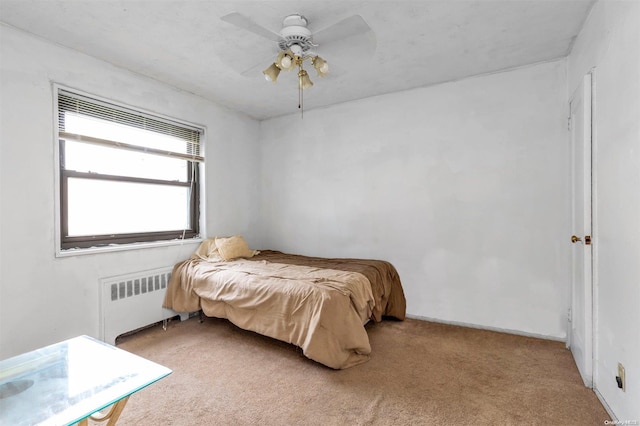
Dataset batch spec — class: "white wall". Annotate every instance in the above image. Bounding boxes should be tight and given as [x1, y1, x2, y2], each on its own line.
[259, 60, 569, 340]
[0, 25, 261, 359]
[568, 1, 640, 421]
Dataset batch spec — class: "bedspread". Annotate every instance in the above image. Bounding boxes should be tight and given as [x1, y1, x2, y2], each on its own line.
[163, 250, 406, 369]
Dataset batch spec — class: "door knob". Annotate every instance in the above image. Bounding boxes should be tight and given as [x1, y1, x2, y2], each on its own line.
[571, 235, 582, 243]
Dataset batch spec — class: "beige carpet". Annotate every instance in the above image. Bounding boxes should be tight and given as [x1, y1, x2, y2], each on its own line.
[116, 316, 609, 425]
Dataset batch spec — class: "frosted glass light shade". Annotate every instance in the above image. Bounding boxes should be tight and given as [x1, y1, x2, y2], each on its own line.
[263, 63, 281, 82]
[312, 56, 329, 77]
[298, 69, 313, 89]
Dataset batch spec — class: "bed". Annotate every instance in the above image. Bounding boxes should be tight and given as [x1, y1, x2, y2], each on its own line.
[163, 236, 406, 369]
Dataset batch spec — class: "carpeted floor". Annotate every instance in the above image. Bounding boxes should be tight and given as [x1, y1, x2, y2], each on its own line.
[116, 316, 609, 425]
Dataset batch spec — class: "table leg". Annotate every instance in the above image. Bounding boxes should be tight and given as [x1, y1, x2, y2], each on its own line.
[78, 395, 130, 425]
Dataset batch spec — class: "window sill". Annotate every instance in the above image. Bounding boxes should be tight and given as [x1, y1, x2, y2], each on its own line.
[55, 237, 203, 258]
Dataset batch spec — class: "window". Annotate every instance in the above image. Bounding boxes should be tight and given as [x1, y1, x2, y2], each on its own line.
[57, 88, 203, 250]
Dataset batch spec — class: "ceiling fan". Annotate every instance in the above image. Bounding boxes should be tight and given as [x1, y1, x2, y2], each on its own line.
[220, 12, 376, 116]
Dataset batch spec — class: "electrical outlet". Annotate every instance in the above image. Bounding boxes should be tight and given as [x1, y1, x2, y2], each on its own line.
[617, 363, 626, 392]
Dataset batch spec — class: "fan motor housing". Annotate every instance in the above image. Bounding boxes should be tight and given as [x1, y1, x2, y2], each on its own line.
[278, 14, 313, 53]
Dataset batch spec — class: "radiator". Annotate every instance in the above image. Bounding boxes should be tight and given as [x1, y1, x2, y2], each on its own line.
[100, 267, 187, 344]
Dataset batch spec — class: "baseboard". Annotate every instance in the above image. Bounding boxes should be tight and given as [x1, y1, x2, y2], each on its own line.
[594, 387, 617, 421]
[405, 314, 566, 342]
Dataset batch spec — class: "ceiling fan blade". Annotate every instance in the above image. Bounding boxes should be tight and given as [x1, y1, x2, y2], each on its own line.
[240, 52, 280, 77]
[312, 15, 373, 47]
[221, 12, 282, 42]
[317, 30, 376, 76]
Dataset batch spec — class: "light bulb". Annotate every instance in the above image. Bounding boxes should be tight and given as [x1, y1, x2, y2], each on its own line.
[280, 55, 292, 69]
[276, 50, 296, 71]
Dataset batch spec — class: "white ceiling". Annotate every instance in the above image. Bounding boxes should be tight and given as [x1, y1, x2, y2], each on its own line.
[0, 0, 594, 120]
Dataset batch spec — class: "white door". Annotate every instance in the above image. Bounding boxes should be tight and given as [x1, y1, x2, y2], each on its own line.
[568, 73, 593, 387]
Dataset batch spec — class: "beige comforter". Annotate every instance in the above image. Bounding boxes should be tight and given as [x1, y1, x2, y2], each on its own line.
[164, 250, 406, 369]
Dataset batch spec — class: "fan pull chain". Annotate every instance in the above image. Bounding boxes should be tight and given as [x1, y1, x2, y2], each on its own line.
[298, 71, 304, 119]
[300, 87, 304, 119]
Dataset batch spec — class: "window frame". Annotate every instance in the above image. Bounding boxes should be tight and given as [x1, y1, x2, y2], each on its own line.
[54, 85, 204, 253]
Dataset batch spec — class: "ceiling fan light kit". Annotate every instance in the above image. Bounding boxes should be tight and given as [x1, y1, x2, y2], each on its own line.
[260, 15, 324, 117]
[222, 11, 373, 117]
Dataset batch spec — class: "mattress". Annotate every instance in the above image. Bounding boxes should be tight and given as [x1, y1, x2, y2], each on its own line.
[163, 250, 406, 369]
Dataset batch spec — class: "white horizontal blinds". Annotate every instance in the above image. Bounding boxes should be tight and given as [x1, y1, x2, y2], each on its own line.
[58, 90, 203, 162]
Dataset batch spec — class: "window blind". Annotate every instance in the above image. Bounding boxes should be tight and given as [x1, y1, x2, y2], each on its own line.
[58, 90, 203, 162]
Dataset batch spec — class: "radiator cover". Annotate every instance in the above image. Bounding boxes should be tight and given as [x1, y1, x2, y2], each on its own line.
[100, 267, 185, 344]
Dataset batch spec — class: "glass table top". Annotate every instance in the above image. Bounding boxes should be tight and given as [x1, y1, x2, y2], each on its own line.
[0, 335, 171, 426]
